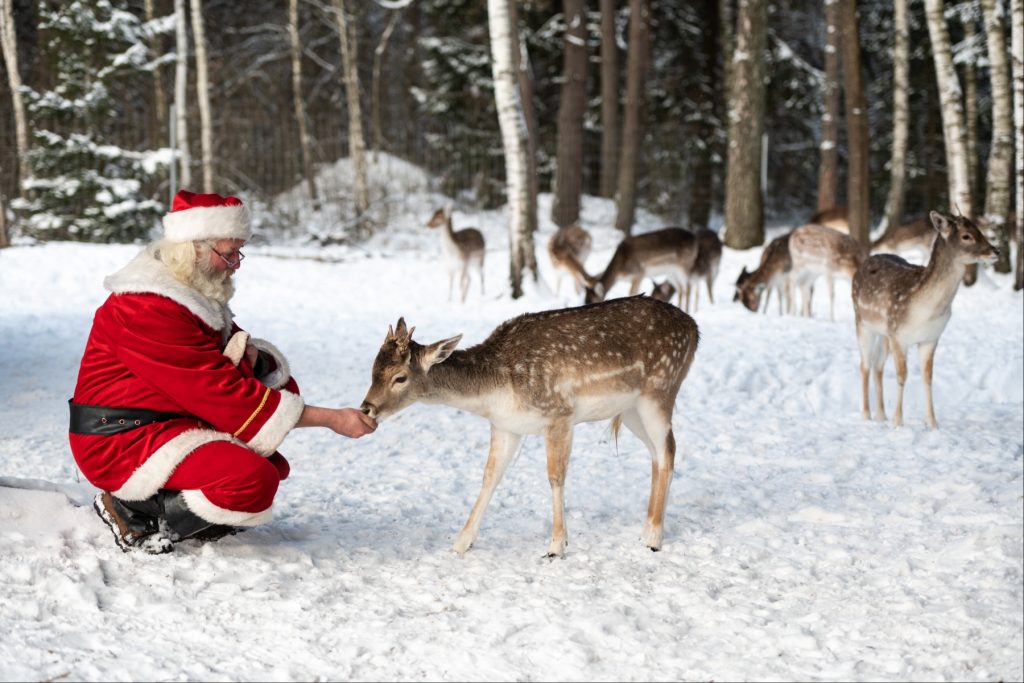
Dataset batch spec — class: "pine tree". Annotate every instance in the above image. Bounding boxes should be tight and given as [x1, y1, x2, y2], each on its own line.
[12, 0, 165, 243]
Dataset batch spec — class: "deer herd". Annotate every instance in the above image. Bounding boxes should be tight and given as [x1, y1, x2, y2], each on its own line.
[365, 204, 999, 557]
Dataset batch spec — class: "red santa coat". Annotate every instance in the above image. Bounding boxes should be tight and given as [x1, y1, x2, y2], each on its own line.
[70, 247, 305, 523]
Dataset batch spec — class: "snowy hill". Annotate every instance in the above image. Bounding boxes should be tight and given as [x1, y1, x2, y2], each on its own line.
[0, 177, 1021, 680]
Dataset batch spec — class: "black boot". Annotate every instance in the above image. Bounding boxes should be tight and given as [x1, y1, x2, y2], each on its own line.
[157, 490, 219, 541]
[93, 492, 173, 554]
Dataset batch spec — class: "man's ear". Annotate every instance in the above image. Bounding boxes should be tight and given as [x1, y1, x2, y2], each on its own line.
[930, 210, 955, 241]
[420, 335, 463, 369]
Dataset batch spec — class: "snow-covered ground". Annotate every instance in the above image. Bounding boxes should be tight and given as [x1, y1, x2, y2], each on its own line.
[1, 176, 1022, 681]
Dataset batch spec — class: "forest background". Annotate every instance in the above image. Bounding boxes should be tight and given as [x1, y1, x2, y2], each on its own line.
[0, 0, 1022, 291]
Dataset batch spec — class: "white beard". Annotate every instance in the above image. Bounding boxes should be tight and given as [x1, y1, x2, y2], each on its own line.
[190, 262, 235, 304]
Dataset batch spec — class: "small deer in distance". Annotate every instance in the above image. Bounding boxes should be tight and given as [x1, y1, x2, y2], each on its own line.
[427, 206, 486, 304]
[359, 296, 700, 557]
[734, 232, 794, 315]
[585, 227, 698, 310]
[789, 223, 864, 321]
[548, 223, 595, 296]
[852, 210, 997, 428]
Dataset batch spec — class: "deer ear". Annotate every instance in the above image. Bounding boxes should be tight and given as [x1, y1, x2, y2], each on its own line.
[394, 318, 408, 338]
[421, 334, 462, 369]
[385, 324, 395, 342]
[930, 211, 955, 240]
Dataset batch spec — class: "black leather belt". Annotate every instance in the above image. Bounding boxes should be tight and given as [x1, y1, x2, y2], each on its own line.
[68, 399, 190, 436]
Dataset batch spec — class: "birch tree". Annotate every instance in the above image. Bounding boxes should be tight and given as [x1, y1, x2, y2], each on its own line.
[174, 0, 191, 190]
[614, 0, 650, 234]
[512, 3, 538, 240]
[881, 0, 909, 235]
[840, 0, 869, 248]
[0, 0, 29, 190]
[924, 0, 973, 219]
[334, 0, 370, 235]
[551, 0, 589, 228]
[959, 12, 980, 206]
[1013, 0, 1023, 289]
[817, 0, 841, 213]
[599, 0, 618, 198]
[723, 0, 767, 249]
[190, 0, 213, 192]
[488, 0, 536, 298]
[372, 9, 401, 162]
[981, 0, 1013, 273]
[289, 0, 318, 205]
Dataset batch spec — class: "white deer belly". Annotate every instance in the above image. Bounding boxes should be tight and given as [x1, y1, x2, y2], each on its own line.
[643, 263, 686, 281]
[898, 309, 951, 346]
[572, 391, 640, 424]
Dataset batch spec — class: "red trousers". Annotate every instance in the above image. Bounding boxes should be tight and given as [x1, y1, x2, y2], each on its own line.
[163, 440, 290, 518]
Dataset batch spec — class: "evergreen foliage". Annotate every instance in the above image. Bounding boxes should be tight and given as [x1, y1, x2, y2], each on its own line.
[12, 0, 166, 243]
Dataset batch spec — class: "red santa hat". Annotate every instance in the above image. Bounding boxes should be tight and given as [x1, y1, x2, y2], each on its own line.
[161, 189, 252, 242]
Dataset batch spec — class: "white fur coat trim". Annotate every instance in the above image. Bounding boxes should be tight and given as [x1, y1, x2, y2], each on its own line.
[103, 246, 233, 332]
[249, 338, 291, 389]
[112, 428, 238, 502]
[180, 489, 273, 527]
[246, 389, 304, 456]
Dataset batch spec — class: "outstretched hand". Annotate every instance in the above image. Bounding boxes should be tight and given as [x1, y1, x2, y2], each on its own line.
[330, 407, 378, 438]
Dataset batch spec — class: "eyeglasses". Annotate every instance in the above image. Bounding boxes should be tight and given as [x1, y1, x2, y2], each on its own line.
[209, 245, 245, 269]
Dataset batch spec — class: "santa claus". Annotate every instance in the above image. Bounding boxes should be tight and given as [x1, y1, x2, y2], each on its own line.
[70, 189, 377, 554]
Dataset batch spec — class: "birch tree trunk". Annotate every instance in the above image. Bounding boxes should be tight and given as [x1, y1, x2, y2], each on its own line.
[723, 0, 767, 249]
[190, 0, 213, 193]
[881, 0, 909, 236]
[512, 4, 538, 240]
[0, 0, 30, 191]
[144, 0, 168, 154]
[981, 0, 1013, 273]
[599, 0, 618, 198]
[1013, 0, 1023, 290]
[614, 0, 650, 234]
[489, 0, 535, 298]
[372, 9, 401, 161]
[924, 0, 973, 218]
[174, 0, 192, 190]
[551, 0, 588, 228]
[962, 17, 979, 208]
[817, 0, 841, 213]
[334, 0, 370, 235]
[289, 0, 319, 206]
[840, 0, 870, 249]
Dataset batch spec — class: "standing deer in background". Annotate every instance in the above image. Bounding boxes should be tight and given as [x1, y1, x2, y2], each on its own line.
[585, 228, 698, 310]
[426, 206, 486, 304]
[789, 223, 864, 321]
[809, 205, 850, 233]
[548, 223, 594, 295]
[734, 232, 794, 315]
[684, 228, 723, 312]
[871, 217, 936, 261]
[852, 211, 998, 428]
[359, 296, 700, 557]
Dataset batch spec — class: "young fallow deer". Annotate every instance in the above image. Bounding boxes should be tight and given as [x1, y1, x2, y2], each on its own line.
[684, 229, 723, 312]
[548, 223, 595, 295]
[734, 232, 794, 315]
[584, 228, 698, 310]
[871, 217, 936, 261]
[852, 211, 998, 428]
[359, 296, 700, 557]
[426, 206, 486, 304]
[788, 223, 864, 321]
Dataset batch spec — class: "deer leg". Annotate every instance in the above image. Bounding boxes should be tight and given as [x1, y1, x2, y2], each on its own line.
[625, 401, 675, 551]
[478, 255, 485, 296]
[919, 341, 938, 428]
[855, 321, 872, 420]
[826, 272, 835, 322]
[453, 427, 524, 555]
[890, 338, 908, 427]
[460, 267, 470, 304]
[705, 271, 715, 304]
[873, 337, 889, 422]
[629, 277, 642, 296]
[544, 419, 574, 558]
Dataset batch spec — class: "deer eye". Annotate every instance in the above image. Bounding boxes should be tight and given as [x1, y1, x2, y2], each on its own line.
[393, 375, 408, 385]
[961, 233, 972, 242]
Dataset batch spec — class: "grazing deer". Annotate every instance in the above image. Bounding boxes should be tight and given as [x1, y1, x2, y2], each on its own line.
[684, 229, 723, 312]
[426, 207, 486, 304]
[852, 211, 998, 428]
[734, 232, 794, 315]
[789, 223, 864, 321]
[548, 223, 595, 295]
[585, 228, 698, 310]
[871, 217, 935, 261]
[809, 205, 850, 233]
[359, 296, 700, 557]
